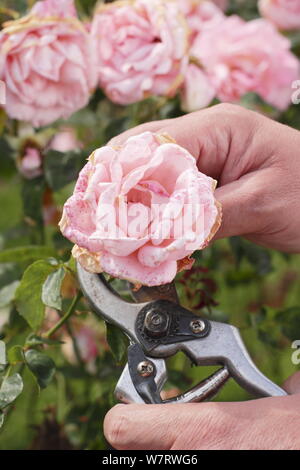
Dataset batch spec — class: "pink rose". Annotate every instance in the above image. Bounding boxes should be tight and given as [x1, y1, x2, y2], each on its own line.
[49, 127, 82, 153]
[91, 0, 189, 105]
[181, 64, 216, 112]
[191, 16, 300, 110]
[62, 326, 99, 365]
[59, 132, 221, 286]
[19, 147, 43, 179]
[259, 0, 300, 31]
[178, 0, 225, 44]
[212, 0, 228, 10]
[177, 1, 224, 112]
[0, 0, 97, 127]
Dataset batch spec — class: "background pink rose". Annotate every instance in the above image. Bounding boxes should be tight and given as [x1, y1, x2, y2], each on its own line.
[190, 16, 300, 110]
[0, 0, 97, 127]
[49, 127, 82, 153]
[59, 132, 221, 286]
[91, 0, 188, 105]
[259, 0, 300, 31]
[213, 0, 228, 10]
[181, 63, 216, 112]
[18, 147, 43, 180]
[178, 0, 225, 44]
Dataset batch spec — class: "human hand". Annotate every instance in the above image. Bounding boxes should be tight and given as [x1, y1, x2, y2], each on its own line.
[110, 104, 300, 253]
[104, 371, 300, 450]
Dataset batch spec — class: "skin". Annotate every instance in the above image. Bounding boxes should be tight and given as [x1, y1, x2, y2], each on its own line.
[104, 103, 300, 450]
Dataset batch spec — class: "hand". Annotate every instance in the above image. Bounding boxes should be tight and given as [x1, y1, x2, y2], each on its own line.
[104, 372, 300, 450]
[110, 104, 300, 253]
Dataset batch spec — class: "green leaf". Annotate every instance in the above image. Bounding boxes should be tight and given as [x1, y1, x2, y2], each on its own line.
[25, 334, 63, 347]
[0, 280, 20, 308]
[15, 260, 58, 331]
[66, 256, 77, 274]
[75, 0, 98, 16]
[106, 323, 128, 364]
[44, 149, 87, 191]
[0, 410, 4, 428]
[0, 246, 56, 265]
[276, 307, 300, 341]
[0, 341, 7, 373]
[7, 346, 24, 366]
[42, 267, 65, 311]
[0, 374, 23, 410]
[24, 349, 56, 389]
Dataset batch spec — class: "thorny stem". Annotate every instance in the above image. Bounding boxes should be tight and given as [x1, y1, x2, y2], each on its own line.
[44, 292, 82, 339]
[65, 319, 85, 368]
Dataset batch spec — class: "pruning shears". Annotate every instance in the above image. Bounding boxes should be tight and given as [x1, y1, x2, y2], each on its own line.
[77, 264, 287, 404]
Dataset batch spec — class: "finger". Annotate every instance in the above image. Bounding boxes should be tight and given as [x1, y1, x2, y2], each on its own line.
[109, 108, 232, 179]
[108, 119, 174, 146]
[109, 104, 259, 182]
[283, 372, 300, 394]
[108, 110, 232, 181]
[104, 403, 202, 450]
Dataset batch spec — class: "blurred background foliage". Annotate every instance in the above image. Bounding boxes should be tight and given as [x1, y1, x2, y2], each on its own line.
[0, 0, 300, 450]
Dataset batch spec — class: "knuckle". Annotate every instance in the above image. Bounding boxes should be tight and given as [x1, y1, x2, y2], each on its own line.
[212, 102, 258, 127]
[212, 102, 244, 117]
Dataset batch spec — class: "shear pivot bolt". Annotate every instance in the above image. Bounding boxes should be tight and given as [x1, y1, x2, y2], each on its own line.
[137, 361, 154, 377]
[190, 319, 206, 334]
[144, 309, 169, 338]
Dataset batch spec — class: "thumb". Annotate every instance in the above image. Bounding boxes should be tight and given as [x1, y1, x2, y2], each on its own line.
[283, 371, 300, 394]
[104, 403, 200, 450]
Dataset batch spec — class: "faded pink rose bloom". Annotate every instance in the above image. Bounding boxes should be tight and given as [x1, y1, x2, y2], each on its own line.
[91, 0, 189, 105]
[31, 0, 77, 18]
[181, 64, 215, 112]
[50, 127, 82, 152]
[212, 0, 228, 10]
[177, 1, 224, 112]
[0, 0, 97, 127]
[259, 0, 300, 31]
[178, 0, 225, 44]
[19, 147, 43, 179]
[75, 327, 99, 363]
[62, 326, 99, 365]
[191, 16, 300, 110]
[59, 132, 221, 286]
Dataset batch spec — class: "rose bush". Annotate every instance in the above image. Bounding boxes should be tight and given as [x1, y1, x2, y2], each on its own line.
[59, 132, 221, 286]
[0, 0, 300, 451]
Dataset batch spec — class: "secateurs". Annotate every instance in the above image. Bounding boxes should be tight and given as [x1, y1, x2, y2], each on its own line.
[77, 264, 287, 404]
